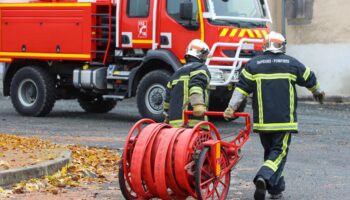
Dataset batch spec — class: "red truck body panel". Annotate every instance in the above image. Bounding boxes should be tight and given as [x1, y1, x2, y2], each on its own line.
[0, 0, 269, 63]
[0, 3, 92, 61]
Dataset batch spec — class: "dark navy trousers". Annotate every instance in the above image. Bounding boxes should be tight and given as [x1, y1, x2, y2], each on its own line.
[254, 132, 292, 195]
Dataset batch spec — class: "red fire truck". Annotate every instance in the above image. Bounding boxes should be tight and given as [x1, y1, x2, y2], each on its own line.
[0, 0, 271, 121]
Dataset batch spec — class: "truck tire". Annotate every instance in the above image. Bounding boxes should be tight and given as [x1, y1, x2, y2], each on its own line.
[10, 66, 56, 116]
[78, 96, 117, 113]
[136, 70, 171, 122]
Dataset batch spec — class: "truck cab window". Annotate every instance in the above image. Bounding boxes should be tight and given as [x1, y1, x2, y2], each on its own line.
[209, 0, 264, 18]
[167, 0, 199, 30]
[127, 0, 150, 17]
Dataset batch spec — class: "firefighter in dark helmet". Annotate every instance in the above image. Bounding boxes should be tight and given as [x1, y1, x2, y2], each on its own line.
[163, 39, 211, 127]
[224, 31, 325, 200]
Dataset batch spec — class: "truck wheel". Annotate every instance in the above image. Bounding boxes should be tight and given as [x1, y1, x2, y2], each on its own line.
[136, 70, 171, 122]
[10, 66, 56, 116]
[78, 96, 117, 113]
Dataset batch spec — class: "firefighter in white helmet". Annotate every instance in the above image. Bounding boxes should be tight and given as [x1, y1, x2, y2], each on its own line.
[163, 39, 211, 127]
[224, 31, 325, 200]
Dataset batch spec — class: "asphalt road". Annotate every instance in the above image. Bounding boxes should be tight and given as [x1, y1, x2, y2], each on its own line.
[0, 96, 349, 200]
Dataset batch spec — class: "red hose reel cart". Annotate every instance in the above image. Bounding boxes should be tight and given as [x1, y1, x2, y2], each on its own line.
[118, 111, 251, 200]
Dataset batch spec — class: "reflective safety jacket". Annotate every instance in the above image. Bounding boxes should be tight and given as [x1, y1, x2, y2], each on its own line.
[236, 52, 320, 133]
[164, 58, 211, 128]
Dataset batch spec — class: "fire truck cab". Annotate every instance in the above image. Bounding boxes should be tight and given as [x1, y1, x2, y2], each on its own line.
[0, 0, 271, 121]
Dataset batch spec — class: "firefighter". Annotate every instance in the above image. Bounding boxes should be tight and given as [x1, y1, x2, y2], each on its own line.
[223, 31, 325, 200]
[163, 39, 211, 127]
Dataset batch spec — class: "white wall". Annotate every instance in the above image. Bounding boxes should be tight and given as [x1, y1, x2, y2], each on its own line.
[288, 43, 350, 97]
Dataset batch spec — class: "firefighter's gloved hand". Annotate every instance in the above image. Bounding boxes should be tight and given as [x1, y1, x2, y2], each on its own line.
[189, 93, 204, 106]
[313, 90, 325, 104]
[223, 106, 235, 121]
[193, 104, 206, 117]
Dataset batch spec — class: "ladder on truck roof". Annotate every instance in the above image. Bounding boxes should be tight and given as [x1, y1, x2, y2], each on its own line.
[91, 0, 114, 64]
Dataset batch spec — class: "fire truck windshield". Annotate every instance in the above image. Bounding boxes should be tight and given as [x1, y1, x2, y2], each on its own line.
[205, 0, 272, 23]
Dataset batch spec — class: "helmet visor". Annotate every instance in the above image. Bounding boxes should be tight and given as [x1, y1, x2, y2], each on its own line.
[271, 42, 284, 49]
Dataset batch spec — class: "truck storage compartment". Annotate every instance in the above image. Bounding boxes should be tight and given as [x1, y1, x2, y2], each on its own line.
[0, 3, 92, 60]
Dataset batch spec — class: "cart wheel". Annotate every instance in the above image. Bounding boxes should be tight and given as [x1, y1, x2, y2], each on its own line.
[195, 147, 231, 200]
[121, 119, 155, 199]
[118, 155, 138, 200]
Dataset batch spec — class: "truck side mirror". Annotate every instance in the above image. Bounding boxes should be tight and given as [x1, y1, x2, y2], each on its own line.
[180, 1, 193, 21]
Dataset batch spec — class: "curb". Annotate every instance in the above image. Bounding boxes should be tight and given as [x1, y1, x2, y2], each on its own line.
[0, 150, 71, 187]
[298, 96, 350, 103]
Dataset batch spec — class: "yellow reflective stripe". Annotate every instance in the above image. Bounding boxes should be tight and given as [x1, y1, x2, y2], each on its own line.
[189, 86, 203, 95]
[169, 119, 184, 127]
[167, 82, 172, 89]
[303, 67, 311, 81]
[235, 87, 249, 96]
[308, 82, 320, 93]
[253, 73, 297, 81]
[246, 29, 255, 38]
[254, 123, 298, 130]
[180, 75, 190, 79]
[171, 76, 189, 85]
[274, 133, 290, 167]
[183, 76, 189, 120]
[229, 29, 238, 37]
[190, 70, 210, 82]
[163, 102, 169, 110]
[0, 58, 12, 62]
[238, 29, 255, 38]
[289, 80, 294, 123]
[170, 121, 183, 128]
[172, 79, 180, 85]
[215, 143, 221, 176]
[0, 52, 90, 59]
[170, 119, 203, 127]
[257, 79, 264, 124]
[133, 40, 153, 44]
[220, 28, 229, 37]
[262, 30, 268, 37]
[241, 71, 297, 81]
[242, 69, 254, 81]
[254, 30, 263, 38]
[197, 0, 205, 40]
[238, 29, 246, 37]
[263, 160, 278, 172]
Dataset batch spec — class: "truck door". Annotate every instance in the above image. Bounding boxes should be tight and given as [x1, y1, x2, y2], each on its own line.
[120, 0, 155, 49]
[158, 0, 202, 62]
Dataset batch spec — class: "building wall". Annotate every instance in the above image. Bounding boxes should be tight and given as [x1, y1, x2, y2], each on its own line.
[268, 0, 350, 97]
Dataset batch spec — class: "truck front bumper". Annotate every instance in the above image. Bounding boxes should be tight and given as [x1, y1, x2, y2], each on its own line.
[206, 39, 263, 87]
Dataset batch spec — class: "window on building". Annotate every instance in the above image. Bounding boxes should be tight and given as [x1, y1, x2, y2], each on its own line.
[167, 0, 199, 29]
[127, 0, 150, 17]
[286, 0, 314, 25]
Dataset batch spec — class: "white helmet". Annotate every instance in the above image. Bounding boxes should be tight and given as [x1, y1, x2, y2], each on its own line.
[262, 31, 286, 54]
[185, 39, 210, 62]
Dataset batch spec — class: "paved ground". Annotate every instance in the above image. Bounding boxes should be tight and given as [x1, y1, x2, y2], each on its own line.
[0, 96, 349, 199]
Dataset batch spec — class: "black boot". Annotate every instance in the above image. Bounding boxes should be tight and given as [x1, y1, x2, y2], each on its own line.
[254, 177, 267, 200]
